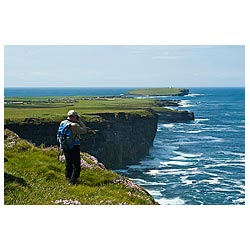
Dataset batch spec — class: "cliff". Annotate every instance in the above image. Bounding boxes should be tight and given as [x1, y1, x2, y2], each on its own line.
[153, 99, 195, 122]
[82, 112, 158, 168]
[157, 110, 195, 123]
[5, 111, 158, 169]
[4, 109, 194, 169]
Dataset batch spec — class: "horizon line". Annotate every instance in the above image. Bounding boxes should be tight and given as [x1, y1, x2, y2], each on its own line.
[4, 85, 245, 88]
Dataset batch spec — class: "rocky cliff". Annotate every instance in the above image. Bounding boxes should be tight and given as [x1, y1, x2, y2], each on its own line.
[5, 111, 158, 169]
[4, 109, 194, 169]
[82, 112, 158, 168]
[157, 110, 195, 123]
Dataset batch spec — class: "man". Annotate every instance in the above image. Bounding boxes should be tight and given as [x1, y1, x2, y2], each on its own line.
[59, 110, 87, 185]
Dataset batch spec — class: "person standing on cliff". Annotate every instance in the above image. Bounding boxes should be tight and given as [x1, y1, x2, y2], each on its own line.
[59, 110, 87, 185]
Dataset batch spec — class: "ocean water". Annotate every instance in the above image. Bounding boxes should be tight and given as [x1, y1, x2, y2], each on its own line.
[4, 87, 135, 97]
[4, 87, 245, 205]
[116, 87, 245, 205]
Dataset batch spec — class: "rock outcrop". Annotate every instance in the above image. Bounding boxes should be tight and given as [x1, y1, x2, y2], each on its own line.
[157, 110, 195, 123]
[178, 88, 189, 96]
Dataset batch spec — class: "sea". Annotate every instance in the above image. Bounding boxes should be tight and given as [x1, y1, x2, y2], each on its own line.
[4, 87, 245, 205]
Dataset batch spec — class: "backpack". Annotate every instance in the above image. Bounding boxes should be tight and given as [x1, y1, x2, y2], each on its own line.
[57, 121, 75, 151]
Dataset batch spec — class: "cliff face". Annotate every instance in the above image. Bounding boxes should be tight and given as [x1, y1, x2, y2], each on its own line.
[82, 112, 158, 168]
[4, 109, 194, 169]
[5, 112, 158, 169]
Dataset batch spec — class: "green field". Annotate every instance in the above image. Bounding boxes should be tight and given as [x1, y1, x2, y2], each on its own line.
[4, 96, 167, 123]
[127, 87, 188, 96]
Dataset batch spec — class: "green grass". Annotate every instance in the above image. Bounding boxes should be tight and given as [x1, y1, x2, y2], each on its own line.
[4, 97, 158, 123]
[127, 87, 188, 96]
[4, 129, 157, 205]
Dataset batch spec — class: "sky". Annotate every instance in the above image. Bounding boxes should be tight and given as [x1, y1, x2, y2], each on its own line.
[4, 45, 245, 88]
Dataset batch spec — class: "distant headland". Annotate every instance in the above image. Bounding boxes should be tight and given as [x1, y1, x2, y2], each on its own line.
[127, 87, 189, 96]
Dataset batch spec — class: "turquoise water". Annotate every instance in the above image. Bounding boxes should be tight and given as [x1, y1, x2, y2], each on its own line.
[5, 87, 245, 205]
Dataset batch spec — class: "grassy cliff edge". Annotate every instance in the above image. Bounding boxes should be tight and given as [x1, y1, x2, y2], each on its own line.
[4, 129, 158, 205]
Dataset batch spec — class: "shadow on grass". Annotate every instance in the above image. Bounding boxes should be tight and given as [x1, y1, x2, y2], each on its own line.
[4, 172, 28, 187]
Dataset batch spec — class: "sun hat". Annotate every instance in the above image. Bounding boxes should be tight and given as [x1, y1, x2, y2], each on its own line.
[67, 110, 79, 117]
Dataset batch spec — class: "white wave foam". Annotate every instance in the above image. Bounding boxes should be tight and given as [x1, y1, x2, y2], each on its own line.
[204, 163, 227, 168]
[214, 187, 233, 192]
[156, 197, 185, 205]
[180, 105, 195, 108]
[163, 106, 176, 110]
[180, 176, 193, 185]
[198, 136, 224, 143]
[238, 187, 245, 195]
[201, 125, 240, 132]
[147, 190, 162, 196]
[186, 167, 201, 174]
[130, 178, 148, 184]
[131, 178, 167, 186]
[170, 156, 187, 161]
[162, 123, 175, 129]
[232, 198, 245, 204]
[160, 167, 201, 176]
[212, 138, 224, 143]
[173, 151, 203, 158]
[195, 118, 210, 123]
[226, 161, 245, 166]
[179, 100, 195, 108]
[187, 130, 203, 133]
[127, 164, 149, 170]
[160, 160, 193, 166]
[204, 162, 244, 168]
[158, 169, 188, 175]
[173, 130, 187, 133]
[219, 151, 245, 157]
[146, 169, 163, 176]
[199, 177, 221, 185]
[174, 141, 200, 145]
[187, 93, 205, 97]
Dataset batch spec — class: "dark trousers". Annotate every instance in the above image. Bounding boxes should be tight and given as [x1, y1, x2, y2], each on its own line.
[64, 145, 81, 184]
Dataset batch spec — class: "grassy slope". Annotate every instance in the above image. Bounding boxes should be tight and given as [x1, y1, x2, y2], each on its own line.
[4, 129, 157, 205]
[127, 87, 186, 96]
